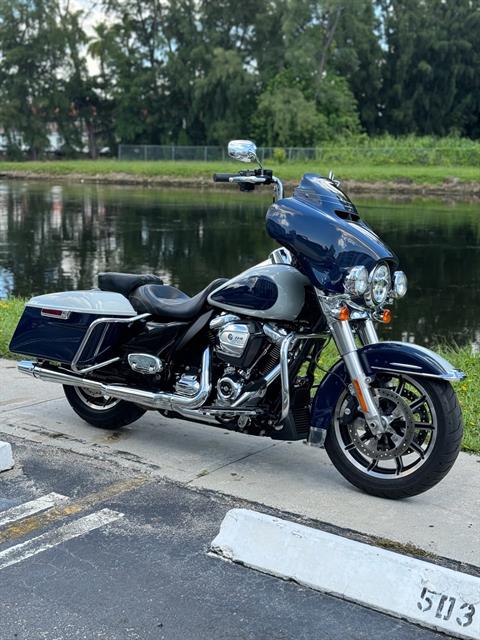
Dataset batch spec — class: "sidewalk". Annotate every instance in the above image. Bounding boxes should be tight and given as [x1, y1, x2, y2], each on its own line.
[1, 358, 478, 569]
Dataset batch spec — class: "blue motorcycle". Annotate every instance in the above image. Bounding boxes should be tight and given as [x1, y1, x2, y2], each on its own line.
[10, 140, 464, 498]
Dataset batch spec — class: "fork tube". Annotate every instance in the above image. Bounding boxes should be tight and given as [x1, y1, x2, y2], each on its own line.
[357, 319, 379, 346]
[329, 319, 384, 435]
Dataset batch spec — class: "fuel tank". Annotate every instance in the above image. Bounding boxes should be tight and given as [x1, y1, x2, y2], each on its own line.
[208, 263, 309, 321]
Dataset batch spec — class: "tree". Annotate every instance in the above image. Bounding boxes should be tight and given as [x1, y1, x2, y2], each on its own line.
[0, 0, 65, 158]
[333, 0, 383, 133]
[379, 0, 480, 137]
[254, 81, 328, 146]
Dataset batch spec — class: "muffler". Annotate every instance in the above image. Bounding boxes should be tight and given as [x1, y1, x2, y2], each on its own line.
[17, 349, 211, 411]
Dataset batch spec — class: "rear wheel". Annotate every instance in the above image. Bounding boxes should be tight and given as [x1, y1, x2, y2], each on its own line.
[63, 385, 146, 429]
[325, 375, 463, 499]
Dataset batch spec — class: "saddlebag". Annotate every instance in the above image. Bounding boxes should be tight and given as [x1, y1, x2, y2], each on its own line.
[9, 291, 138, 365]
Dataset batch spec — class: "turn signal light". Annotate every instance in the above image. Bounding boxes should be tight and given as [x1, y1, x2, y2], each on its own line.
[382, 309, 392, 324]
[338, 305, 350, 321]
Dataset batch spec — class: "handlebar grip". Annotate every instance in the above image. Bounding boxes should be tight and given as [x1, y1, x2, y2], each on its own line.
[213, 173, 234, 183]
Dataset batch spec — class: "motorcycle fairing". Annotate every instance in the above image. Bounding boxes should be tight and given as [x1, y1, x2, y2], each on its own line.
[265, 173, 399, 293]
[311, 341, 464, 430]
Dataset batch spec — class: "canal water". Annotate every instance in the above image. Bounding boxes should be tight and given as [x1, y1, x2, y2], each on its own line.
[0, 180, 479, 347]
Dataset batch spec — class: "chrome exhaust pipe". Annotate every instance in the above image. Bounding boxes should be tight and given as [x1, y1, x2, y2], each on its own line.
[17, 349, 211, 412]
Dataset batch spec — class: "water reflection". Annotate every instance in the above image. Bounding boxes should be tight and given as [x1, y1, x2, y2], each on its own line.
[0, 180, 479, 346]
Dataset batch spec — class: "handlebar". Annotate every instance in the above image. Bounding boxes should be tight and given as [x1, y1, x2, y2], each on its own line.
[213, 168, 284, 200]
[213, 173, 235, 183]
[213, 170, 272, 184]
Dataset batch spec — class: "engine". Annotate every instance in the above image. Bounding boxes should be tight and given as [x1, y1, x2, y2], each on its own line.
[209, 313, 280, 408]
[211, 314, 264, 366]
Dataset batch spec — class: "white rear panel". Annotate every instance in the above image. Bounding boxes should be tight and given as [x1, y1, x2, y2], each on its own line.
[26, 290, 136, 317]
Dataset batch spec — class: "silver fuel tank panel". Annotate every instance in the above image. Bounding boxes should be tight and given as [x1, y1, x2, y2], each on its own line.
[207, 263, 309, 321]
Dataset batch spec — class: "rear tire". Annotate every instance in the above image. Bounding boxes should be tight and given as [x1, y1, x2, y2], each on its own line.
[63, 385, 146, 429]
[325, 378, 463, 499]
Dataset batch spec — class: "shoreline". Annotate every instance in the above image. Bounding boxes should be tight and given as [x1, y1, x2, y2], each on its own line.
[1, 169, 480, 199]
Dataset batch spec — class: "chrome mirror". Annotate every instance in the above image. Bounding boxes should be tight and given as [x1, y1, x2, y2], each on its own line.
[228, 139, 258, 163]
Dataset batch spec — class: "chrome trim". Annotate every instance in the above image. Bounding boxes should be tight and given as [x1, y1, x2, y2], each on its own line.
[216, 376, 243, 403]
[388, 362, 422, 370]
[280, 334, 296, 421]
[263, 324, 288, 345]
[272, 176, 284, 200]
[177, 407, 258, 419]
[269, 248, 292, 265]
[71, 312, 150, 374]
[231, 362, 281, 408]
[128, 353, 163, 375]
[370, 366, 465, 381]
[71, 356, 121, 375]
[217, 322, 253, 358]
[18, 360, 36, 376]
[209, 314, 241, 330]
[175, 374, 201, 396]
[17, 348, 212, 411]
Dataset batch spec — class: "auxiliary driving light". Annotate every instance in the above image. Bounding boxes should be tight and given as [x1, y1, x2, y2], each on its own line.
[393, 271, 408, 298]
[344, 265, 369, 297]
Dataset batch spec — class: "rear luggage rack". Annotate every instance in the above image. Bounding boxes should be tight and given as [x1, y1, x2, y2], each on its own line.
[71, 313, 150, 374]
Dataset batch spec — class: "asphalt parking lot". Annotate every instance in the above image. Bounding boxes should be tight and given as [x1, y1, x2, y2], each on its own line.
[0, 437, 452, 640]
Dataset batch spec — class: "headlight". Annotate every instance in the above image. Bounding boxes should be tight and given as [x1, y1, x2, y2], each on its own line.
[344, 265, 369, 296]
[365, 263, 391, 307]
[393, 270, 408, 298]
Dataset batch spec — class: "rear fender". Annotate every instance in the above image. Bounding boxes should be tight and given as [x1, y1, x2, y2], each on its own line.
[311, 341, 464, 431]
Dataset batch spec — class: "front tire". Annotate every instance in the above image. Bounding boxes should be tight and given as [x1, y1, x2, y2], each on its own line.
[63, 385, 146, 429]
[325, 376, 463, 499]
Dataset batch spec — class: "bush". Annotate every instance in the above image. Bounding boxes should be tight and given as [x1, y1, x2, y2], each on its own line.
[311, 135, 480, 166]
[273, 147, 287, 163]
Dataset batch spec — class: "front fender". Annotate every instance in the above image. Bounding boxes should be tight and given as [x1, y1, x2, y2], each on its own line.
[311, 341, 464, 431]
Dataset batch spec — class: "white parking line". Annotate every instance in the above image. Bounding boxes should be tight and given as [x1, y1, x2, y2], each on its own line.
[0, 508, 123, 570]
[0, 492, 69, 527]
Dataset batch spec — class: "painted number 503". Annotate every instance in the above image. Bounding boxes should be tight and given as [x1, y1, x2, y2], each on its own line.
[417, 587, 476, 628]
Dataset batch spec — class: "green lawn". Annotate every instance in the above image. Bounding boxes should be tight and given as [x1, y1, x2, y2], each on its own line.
[1, 298, 478, 453]
[0, 159, 479, 185]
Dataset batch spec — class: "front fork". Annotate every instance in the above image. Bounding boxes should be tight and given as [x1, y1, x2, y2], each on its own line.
[320, 299, 385, 435]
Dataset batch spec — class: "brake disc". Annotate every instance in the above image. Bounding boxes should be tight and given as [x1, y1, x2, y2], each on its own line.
[347, 388, 416, 460]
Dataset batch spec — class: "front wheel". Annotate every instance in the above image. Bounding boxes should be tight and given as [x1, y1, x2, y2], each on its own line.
[63, 385, 146, 429]
[325, 375, 463, 499]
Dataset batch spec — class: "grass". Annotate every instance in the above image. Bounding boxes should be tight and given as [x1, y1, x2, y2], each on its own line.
[1, 297, 478, 453]
[0, 298, 26, 359]
[0, 159, 479, 185]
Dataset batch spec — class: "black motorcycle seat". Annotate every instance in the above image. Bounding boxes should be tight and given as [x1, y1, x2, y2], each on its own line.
[98, 272, 164, 298]
[130, 278, 227, 320]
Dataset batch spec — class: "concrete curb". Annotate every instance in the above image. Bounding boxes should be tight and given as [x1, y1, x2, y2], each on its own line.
[0, 441, 14, 472]
[211, 509, 480, 640]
